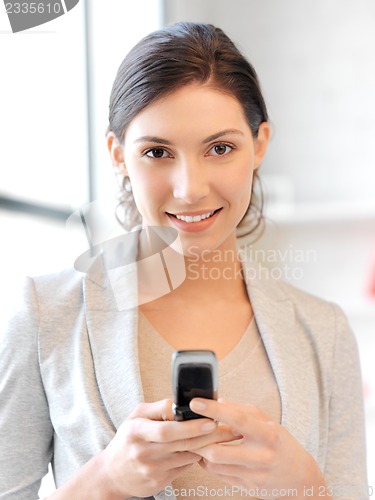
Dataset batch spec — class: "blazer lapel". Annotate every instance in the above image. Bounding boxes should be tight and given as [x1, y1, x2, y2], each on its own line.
[243, 259, 313, 451]
[79, 226, 185, 433]
[83, 253, 144, 431]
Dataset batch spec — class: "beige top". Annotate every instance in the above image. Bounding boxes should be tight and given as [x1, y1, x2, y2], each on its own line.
[138, 312, 281, 499]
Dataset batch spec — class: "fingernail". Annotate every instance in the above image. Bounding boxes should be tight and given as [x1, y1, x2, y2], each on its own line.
[232, 430, 243, 439]
[191, 400, 206, 411]
[201, 421, 216, 432]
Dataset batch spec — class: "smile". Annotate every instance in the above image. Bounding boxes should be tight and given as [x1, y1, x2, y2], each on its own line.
[168, 209, 221, 223]
[174, 211, 215, 223]
[166, 208, 222, 232]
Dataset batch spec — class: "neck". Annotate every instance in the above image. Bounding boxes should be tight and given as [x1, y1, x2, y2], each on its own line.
[172, 237, 249, 304]
[139, 233, 250, 311]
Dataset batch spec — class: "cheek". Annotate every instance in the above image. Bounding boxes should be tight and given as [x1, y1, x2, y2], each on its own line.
[220, 162, 254, 205]
[129, 170, 166, 212]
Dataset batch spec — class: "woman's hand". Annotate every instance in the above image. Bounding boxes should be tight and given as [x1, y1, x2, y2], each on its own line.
[190, 398, 327, 499]
[99, 399, 240, 499]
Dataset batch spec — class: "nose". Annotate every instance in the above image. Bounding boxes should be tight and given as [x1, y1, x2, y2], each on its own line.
[172, 158, 210, 204]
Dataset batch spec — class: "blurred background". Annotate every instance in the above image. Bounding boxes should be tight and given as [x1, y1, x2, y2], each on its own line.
[0, 0, 374, 494]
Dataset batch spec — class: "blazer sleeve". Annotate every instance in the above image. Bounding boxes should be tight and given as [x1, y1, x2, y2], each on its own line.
[0, 277, 53, 499]
[323, 304, 369, 499]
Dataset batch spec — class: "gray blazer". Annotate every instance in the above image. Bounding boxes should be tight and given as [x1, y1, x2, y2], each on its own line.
[0, 254, 369, 499]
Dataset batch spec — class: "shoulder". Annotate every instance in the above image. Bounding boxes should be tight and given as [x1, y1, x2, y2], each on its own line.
[276, 279, 351, 337]
[32, 267, 85, 308]
[1, 268, 83, 369]
[244, 260, 355, 355]
[244, 259, 343, 327]
[3, 268, 85, 339]
[277, 279, 340, 319]
[270, 279, 358, 376]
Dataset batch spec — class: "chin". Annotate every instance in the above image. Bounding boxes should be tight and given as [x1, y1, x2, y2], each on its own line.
[179, 237, 226, 260]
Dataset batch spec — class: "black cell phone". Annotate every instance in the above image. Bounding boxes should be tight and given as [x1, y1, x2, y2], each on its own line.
[172, 350, 218, 421]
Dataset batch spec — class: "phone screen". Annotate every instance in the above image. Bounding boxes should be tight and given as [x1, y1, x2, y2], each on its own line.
[177, 364, 213, 406]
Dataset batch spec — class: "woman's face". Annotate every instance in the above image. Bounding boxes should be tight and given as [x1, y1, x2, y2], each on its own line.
[109, 84, 269, 257]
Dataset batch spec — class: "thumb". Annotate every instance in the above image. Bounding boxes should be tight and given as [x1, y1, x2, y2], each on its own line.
[129, 399, 174, 421]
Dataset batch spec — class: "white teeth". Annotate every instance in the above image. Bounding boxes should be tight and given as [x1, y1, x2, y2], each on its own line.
[175, 211, 215, 223]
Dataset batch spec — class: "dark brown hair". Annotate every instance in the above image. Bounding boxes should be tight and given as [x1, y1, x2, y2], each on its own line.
[108, 22, 269, 237]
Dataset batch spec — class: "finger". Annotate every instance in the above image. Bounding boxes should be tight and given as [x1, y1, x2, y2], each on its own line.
[201, 459, 250, 477]
[129, 399, 174, 421]
[195, 440, 273, 467]
[190, 398, 272, 441]
[162, 450, 202, 469]
[130, 416, 218, 444]
[170, 424, 241, 452]
[194, 442, 245, 465]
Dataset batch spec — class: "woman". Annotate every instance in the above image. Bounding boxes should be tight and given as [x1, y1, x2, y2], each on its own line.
[0, 22, 368, 499]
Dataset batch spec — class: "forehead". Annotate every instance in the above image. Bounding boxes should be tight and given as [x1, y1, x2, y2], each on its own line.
[124, 84, 251, 143]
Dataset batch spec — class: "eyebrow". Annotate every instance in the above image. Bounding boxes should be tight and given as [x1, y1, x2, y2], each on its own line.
[202, 129, 245, 144]
[133, 129, 244, 146]
[133, 136, 173, 145]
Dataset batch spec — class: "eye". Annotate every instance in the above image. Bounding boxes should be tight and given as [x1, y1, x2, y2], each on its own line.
[207, 143, 234, 157]
[144, 148, 171, 159]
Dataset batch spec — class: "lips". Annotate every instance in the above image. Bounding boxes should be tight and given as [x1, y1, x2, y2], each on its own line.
[166, 208, 222, 232]
[167, 208, 222, 223]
